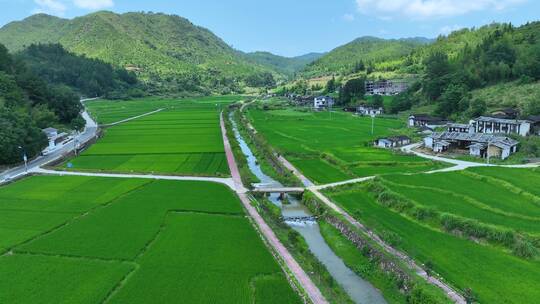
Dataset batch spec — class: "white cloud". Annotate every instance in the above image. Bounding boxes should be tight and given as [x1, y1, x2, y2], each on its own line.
[33, 0, 67, 16]
[343, 13, 355, 22]
[439, 25, 465, 35]
[356, 0, 527, 19]
[73, 0, 114, 10]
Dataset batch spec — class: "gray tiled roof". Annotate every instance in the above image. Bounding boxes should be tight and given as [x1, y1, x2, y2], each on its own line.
[430, 132, 518, 147]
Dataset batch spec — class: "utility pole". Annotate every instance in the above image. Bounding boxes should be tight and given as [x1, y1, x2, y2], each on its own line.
[371, 113, 375, 135]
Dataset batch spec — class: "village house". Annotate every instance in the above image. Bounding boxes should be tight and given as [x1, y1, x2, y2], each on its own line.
[424, 132, 519, 160]
[357, 105, 383, 116]
[42, 127, 68, 151]
[365, 79, 409, 96]
[527, 115, 540, 135]
[313, 96, 335, 110]
[408, 114, 447, 128]
[447, 123, 470, 133]
[374, 136, 411, 149]
[469, 116, 531, 137]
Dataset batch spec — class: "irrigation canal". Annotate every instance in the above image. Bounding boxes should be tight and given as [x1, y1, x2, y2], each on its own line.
[229, 112, 386, 304]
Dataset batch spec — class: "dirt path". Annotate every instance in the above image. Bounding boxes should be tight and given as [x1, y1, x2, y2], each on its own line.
[220, 112, 328, 304]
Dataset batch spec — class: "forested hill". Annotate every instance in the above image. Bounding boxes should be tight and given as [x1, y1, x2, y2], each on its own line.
[244, 52, 325, 78]
[17, 44, 142, 99]
[301, 36, 432, 78]
[0, 43, 82, 165]
[388, 22, 540, 120]
[0, 11, 278, 94]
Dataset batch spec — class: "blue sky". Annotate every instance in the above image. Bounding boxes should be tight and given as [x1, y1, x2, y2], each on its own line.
[1, 0, 539, 56]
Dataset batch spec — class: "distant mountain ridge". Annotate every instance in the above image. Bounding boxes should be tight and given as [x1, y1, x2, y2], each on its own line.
[244, 51, 325, 77]
[0, 11, 279, 93]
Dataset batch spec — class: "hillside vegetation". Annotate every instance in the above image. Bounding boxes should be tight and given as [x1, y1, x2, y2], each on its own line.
[301, 37, 431, 78]
[0, 12, 280, 94]
[17, 44, 142, 99]
[0, 43, 82, 165]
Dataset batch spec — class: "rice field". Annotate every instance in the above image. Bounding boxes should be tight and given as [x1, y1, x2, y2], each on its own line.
[86, 96, 240, 125]
[247, 108, 447, 184]
[324, 167, 540, 304]
[68, 97, 235, 176]
[0, 175, 301, 303]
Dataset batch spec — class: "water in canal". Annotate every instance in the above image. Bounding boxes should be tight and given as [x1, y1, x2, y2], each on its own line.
[229, 113, 386, 304]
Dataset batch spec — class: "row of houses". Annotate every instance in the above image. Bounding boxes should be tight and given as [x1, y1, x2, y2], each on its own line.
[424, 132, 519, 160]
[409, 114, 540, 137]
[365, 79, 409, 96]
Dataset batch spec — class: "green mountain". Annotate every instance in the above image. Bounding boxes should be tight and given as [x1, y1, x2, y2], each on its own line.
[0, 11, 276, 94]
[244, 51, 324, 77]
[301, 36, 431, 78]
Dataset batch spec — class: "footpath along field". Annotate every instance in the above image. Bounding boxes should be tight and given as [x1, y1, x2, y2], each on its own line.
[0, 175, 301, 304]
[323, 167, 540, 304]
[247, 108, 447, 184]
[67, 97, 235, 176]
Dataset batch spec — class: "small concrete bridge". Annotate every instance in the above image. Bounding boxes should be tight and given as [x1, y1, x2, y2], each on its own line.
[251, 187, 305, 194]
[282, 215, 318, 223]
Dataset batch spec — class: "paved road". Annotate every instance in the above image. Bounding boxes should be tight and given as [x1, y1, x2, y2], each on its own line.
[401, 143, 540, 173]
[32, 168, 237, 190]
[0, 105, 98, 184]
[220, 112, 328, 304]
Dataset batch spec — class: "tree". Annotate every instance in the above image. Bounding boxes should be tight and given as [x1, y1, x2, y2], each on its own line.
[436, 84, 467, 118]
[325, 76, 336, 93]
[371, 94, 384, 108]
[339, 77, 365, 105]
[423, 52, 451, 100]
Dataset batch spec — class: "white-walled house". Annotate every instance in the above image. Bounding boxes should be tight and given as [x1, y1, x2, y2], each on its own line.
[375, 136, 411, 148]
[314, 96, 335, 110]
[408, 114, 447, 128]
[42, 128, 58, 150]
[357, 106, 383, 116]
[469, 116, 531, 137]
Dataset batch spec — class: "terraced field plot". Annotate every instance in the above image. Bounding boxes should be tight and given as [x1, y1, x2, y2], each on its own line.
[0, 176, 301, 304]
[324, 167, 540, 304]
[247, 108, 447, 184]
[69, 100, 232, 176]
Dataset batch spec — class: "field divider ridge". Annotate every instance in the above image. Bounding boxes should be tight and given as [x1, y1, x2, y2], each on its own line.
[100, 108, 165, 127]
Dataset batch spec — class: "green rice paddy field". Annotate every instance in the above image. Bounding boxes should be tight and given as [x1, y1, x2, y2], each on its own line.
[68, 97, 237, 176]
[247, 108, 447, 184]
[86, 96, 240, 125]
[0, 175, 301, 304]
[324, 167, 540, 304]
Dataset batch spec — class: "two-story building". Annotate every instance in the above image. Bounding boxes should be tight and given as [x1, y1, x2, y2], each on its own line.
[314, 96, 335, 110]
[469, 116, 531, 137]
